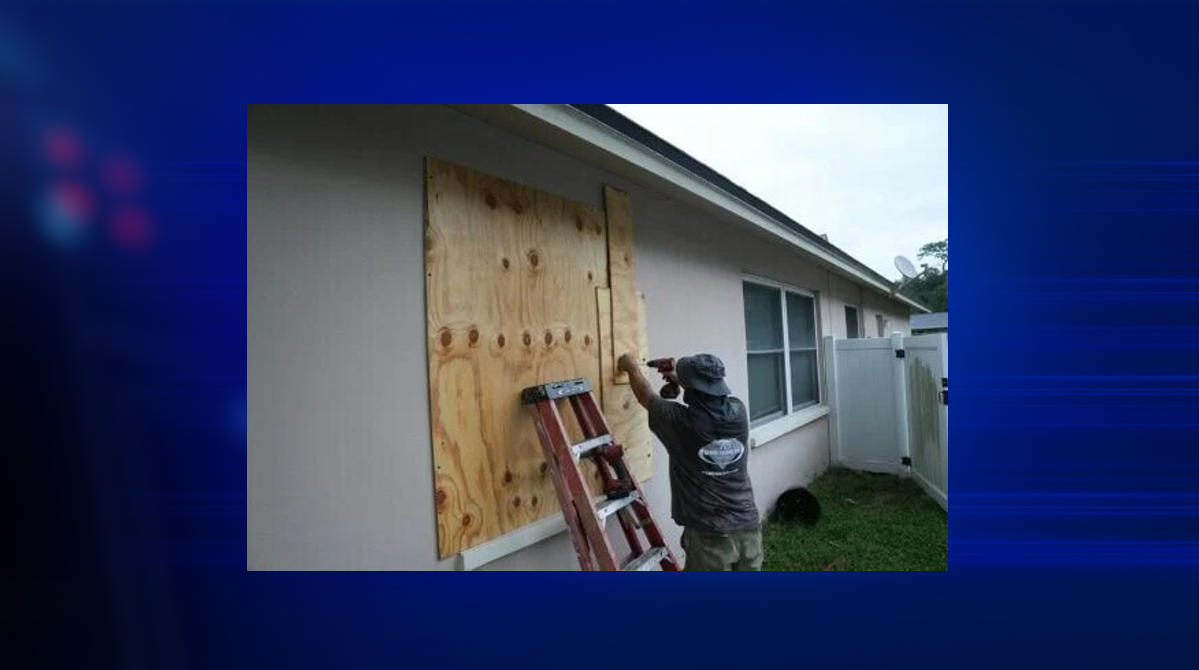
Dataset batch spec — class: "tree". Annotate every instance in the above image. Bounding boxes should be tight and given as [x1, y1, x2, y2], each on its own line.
[904, 237, 947, 312]
[932, 280, 948, 313]
[918, 239, 947, 273]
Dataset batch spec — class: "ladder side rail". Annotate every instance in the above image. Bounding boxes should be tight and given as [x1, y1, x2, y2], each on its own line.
[528, 402, 596, 570]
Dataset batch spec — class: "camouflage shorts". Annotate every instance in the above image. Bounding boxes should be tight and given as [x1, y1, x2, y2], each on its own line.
[681, 524, 764, 571]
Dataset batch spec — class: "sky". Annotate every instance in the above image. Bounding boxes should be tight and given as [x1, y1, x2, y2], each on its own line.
[608, 104, 948, 280]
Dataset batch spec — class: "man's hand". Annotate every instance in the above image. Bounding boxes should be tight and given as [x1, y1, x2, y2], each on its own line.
[617, 351, 657, 410]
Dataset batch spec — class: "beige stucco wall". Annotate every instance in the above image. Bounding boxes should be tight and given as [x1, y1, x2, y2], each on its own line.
[248, 104, 913, 570]
[826, 270, 911, 340]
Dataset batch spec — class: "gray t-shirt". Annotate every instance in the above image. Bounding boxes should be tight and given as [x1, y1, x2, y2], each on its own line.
[647, 394, 760, 533]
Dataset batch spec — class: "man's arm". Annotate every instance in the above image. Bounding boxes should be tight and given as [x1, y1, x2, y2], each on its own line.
[617, 353, 657, 410]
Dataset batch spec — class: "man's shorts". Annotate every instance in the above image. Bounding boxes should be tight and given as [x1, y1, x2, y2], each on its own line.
[680, 523, 763, 571]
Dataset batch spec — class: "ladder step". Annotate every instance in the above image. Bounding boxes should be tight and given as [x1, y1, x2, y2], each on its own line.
[571, 435, 613, 459]
[520, 378, 593, 405]
[595, 490, 640, 522]
[523, 378, 679, 571]
[622, 546, 668, 571]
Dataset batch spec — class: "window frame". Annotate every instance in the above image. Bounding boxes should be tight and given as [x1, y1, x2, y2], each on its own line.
[742, 274, 823, 429]
[844, 304, 860, 339]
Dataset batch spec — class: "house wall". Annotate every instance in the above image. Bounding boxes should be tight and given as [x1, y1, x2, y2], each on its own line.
[248, 104, 911, 570]
[863, 291, 911, 339]
[826, 271, 911, 339]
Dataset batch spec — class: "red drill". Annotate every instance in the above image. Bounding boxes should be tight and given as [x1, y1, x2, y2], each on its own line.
[645, 358, 681, 399]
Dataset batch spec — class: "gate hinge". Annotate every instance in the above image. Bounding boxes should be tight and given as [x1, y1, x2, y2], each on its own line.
[939, 391, 948, 406]
[895, 349, 906, 359]
[901, 456, 912, 466]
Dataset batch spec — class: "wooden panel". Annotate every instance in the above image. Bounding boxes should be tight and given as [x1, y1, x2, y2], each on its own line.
[637, 291, 650, 370]
[605, 386, 653, 483]
[604, 186, 641, 384]
[589, 287, 615, 490]
[597, 287, 654, 483]
[596, 287, 614, 408]
[630, 291, 653, 481]
[425, 158, 608, 558]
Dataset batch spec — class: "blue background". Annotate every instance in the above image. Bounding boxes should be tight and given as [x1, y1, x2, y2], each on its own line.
[3, 0, 1198, 667]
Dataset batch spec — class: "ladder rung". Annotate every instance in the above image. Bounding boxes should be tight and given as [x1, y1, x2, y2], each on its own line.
[623, 546, 668, 571]
[571, 435, 613, 459]
[595, 491, 640, 522]
[520, 378, 593, 405]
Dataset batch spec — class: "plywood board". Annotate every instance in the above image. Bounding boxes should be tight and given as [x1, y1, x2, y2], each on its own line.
[596, 287, 614, 408]
[630, 291, 653, 481]
[596, 286, 653, 483]
[604, 186, 641, 384]
[426, 158, 608, 558]
[637, 291, 650, 368]
[604, 387, 653, 483]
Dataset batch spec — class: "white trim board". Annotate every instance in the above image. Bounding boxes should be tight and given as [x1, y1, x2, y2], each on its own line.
[457, 513, 568, 571]
[750, 404, 830, 448]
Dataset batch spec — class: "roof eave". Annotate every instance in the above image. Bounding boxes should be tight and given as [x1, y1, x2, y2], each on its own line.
[451, 103, 931, 314]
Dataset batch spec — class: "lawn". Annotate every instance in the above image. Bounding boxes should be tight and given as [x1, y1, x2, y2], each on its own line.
[762, 467, 948, 571]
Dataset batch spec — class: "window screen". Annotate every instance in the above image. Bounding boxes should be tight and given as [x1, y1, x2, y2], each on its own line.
[789, 293, 818, 409]
[744, 283, 785, 422]
[743, 281, 821, 424]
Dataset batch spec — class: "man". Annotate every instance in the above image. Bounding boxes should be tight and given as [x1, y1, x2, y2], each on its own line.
[616, 352, 763, 571]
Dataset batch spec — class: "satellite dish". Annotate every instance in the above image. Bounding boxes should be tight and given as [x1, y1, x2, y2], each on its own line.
[890, 255, 921, 298]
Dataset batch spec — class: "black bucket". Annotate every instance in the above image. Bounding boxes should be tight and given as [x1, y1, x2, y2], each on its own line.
[770, 487, 821, 526]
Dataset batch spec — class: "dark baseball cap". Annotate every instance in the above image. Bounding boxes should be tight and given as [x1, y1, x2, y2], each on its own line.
[675, 353, 732, 397]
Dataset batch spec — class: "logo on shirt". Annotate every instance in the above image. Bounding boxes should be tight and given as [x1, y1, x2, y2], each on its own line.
[698, 438, 746, 471]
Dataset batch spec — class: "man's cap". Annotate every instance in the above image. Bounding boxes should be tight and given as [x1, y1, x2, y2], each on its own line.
[675, 353, 732, 397]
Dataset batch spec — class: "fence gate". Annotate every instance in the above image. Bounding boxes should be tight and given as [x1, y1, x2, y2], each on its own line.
[824, 332, 948, 510]
[904, 334, 948, 509]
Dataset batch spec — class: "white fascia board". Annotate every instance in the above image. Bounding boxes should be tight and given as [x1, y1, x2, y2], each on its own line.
[508, 104, 930, 314]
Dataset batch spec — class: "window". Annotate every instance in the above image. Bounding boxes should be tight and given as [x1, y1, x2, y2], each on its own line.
[844, 305, 860, 339]
[743, 279, 820, 425]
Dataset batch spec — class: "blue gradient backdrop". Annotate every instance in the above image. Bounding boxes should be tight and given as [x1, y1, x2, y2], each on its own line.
[4, 0, 1199, 668]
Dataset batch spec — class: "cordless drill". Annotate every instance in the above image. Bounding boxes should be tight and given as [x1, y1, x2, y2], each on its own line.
[645, 358, 681, 399]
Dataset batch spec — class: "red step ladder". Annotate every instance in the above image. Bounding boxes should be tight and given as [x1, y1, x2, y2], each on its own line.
[521, 378, 679, 571]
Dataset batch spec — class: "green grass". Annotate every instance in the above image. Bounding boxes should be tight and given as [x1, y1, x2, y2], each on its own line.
[762, 467, 948, 571]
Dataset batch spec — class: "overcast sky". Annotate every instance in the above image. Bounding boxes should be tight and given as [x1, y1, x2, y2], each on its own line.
[608, 104, 948, 280]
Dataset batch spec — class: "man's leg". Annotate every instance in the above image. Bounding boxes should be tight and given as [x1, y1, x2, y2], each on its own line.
[731, 525, 764, 571]
[682, 528, 736, 571]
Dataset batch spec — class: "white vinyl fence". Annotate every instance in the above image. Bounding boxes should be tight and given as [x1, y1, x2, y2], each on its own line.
[824, 332, 948, 510]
